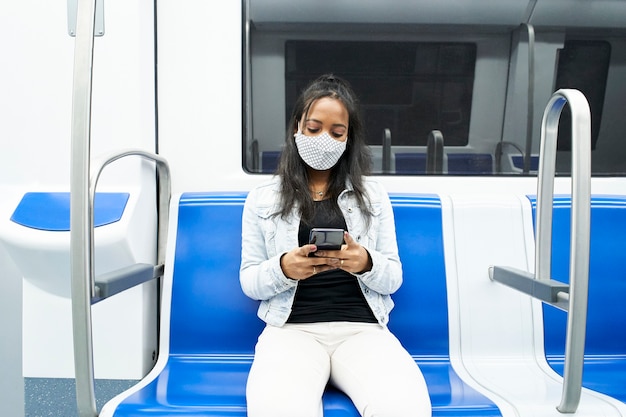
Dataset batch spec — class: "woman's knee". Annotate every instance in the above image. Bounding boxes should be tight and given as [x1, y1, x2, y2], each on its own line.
[246, 390, 324, 417]
[360, 390, 432, 417]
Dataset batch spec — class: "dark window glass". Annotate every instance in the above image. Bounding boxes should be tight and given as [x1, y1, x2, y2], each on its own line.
[555, 40, 611, 151]
[285, 41, 476, 147]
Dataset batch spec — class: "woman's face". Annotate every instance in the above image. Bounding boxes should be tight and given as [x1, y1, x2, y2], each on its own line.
[298, 97, 349, 142]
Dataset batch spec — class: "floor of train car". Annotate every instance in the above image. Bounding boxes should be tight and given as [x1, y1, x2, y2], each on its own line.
[25, 378, 137, 417]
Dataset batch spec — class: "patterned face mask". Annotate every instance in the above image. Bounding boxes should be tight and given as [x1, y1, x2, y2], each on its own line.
[294, 130, 347, 171]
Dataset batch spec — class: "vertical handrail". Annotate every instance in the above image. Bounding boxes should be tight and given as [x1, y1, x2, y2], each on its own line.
[522, 23, 535, 174]
[69, 1, 170, 416]
[535, 89, 591, 413]
[382, 128, 391, 174]
[69, 0, 98, 414]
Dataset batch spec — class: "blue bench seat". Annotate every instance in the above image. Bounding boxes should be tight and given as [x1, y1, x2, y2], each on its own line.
[103, 192, 500, 416]
[394, 153, 493, 175]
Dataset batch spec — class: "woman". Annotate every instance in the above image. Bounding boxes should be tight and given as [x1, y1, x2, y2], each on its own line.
[240, 74, 431, 417]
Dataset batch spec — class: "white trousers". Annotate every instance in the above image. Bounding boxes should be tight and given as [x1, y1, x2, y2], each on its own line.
[246, 322, 432, 417]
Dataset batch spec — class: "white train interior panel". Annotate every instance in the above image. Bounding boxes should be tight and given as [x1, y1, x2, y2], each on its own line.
[0, 0, 625, 416]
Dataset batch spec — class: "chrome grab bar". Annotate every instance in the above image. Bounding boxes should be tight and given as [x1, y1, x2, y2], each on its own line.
[69, 0, 98, 414]
[426, 130, 443, 174]
[538, 89, 591, 413]
[71, 149, 170, 417]
[522, 23, 535, 174]
[90, 150, 171, 270]
[69, 0, 171, 415]
[490, 88, 591, 413]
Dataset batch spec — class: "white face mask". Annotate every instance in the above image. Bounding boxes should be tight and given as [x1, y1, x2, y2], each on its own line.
[294, 130, 347, 171]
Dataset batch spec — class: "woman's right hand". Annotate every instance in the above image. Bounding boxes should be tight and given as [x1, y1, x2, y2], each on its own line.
[279, 244, 338, 280]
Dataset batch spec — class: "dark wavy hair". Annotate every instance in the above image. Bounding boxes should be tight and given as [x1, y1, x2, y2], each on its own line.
[275, 74, 372, 223]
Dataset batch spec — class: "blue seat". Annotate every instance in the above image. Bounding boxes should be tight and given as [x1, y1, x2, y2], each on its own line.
[395, 153, 427, 174]
[529, 195, 626, 404]
[447, 153, 493, 174]
[105, 192, 500, 416]
[261, 151, 281, 173]
[10, 192, 129, 231]
[510, 155, 540, 172]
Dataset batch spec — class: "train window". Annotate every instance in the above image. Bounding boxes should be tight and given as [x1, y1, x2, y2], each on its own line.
[550, 38, 626, 176]
[245, 26, 625, 176]
[245, 38, 477, 174]
[555, 40, 611, 152]
[285, 41, 476, 148]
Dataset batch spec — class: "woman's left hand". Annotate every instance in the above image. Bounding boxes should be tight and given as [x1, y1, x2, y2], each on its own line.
[313, 231, 373, 274]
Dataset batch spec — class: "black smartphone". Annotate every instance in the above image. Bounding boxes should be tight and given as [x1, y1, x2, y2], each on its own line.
[309, 228, 345, 251]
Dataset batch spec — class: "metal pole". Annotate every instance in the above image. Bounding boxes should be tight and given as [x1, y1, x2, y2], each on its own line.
[522, 23, 535, 174]
[426, 130, 443, 174]
[69, 0, 98, 414]
[535, 89, 591, 413]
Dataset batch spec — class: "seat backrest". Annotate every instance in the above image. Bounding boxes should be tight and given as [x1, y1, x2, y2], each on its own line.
[388, 195, 449, 356]
[170, 193, 262, 355]
[167, 192, 449, 357]
[529, 195, 626, 357]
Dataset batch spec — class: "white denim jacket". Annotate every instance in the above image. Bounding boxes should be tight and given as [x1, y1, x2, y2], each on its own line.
[239, 177, 402, 327]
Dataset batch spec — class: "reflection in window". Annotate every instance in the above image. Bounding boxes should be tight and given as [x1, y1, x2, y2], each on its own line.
[285, 41, 476, 147]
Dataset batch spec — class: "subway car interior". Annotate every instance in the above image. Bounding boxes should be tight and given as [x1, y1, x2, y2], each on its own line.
[1, 0, 625, 416]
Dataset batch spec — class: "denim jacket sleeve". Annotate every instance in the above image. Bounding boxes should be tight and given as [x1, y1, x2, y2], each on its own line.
[239, 181, 298, 302]
[352, 180, 403, 296]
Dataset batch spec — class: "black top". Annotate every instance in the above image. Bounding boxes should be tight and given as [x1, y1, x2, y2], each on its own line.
[287, 199, 377, 324]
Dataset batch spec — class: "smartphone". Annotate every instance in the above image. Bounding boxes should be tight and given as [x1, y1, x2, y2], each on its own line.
[309, 228, 345, 251]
